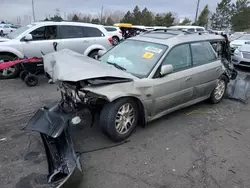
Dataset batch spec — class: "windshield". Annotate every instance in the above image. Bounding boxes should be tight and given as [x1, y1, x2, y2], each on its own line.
[99, 40, 168, 78]
[6, 24, 36, 39]
[237, 35, 250, 40]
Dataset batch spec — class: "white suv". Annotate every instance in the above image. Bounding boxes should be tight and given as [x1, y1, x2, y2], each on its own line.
[104, 26, 123, 45]
[0, 21, 113, 79]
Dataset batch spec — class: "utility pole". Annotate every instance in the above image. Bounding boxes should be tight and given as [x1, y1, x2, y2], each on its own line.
[194, 0, 200, 24]
[32, 0, 36, 22]
[100, 6, 104, 24]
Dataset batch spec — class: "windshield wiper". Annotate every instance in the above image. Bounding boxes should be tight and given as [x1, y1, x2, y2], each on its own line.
[106, 61, 127, 71]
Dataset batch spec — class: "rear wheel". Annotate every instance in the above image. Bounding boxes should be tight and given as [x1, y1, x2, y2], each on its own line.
[112, 36, 119, 45]
[0, 55, 20, 79]
[88, 50, 99, 59]
[209, 75, 228, 104]
[100, 98, 139, 142]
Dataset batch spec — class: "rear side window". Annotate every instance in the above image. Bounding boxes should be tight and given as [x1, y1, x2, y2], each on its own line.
[84, 27, 104, 37]
[162, 44, 192, 71]
[59, 25, 84, 39]
[105, 27, 117, 32]
[190, 41, 217, 66]
[196, 28, 204, 32]
[187, 28, 195, 32]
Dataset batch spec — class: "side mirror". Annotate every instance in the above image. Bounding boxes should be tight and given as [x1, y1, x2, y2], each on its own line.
[160, 64, 173, 76]
[97, 50, 107, 57]
[23, 34, 33, 41]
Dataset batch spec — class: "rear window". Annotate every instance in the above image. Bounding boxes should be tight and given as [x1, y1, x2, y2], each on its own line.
[84, 27, 104, 37]
[105, 27, 117, 32]
[187, 28, 195, 32]
[59, 25, 84, 39]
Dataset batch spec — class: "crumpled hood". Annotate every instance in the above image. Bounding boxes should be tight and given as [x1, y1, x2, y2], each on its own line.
[43, 49, 137, 82]
[0, 36, 10, 42]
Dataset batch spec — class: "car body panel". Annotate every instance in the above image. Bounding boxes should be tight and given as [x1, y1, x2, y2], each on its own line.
[0, 45, 24, 58]
[24, 104, 83, 188]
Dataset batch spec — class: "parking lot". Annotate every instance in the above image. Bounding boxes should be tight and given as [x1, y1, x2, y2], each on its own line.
[1, 70, 250, 188]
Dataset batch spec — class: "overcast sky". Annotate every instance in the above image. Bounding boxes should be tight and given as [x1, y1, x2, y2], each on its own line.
[1, 0, 221, 24]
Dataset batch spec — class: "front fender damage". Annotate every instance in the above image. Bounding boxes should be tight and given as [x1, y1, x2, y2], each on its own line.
[23, 105, 83, 188]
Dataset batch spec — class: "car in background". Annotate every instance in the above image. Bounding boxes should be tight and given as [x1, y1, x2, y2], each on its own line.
[104, 26, 123, 45]
[229, 32, 246, 41]
[232, 44, 250, 67]
[230, 34, 250, 53]
[168, 25, 206, 33]
[0, 24, 16, 36]
[0, 21, 113, 79]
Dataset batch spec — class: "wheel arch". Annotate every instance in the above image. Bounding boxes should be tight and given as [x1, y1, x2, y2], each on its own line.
[84, 45, 106, 56]
[110, 96, 147, 127]
[0, 47, 24, 59]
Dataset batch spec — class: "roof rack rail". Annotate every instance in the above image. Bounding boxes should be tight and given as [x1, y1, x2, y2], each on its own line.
[143, 28, 193, 35]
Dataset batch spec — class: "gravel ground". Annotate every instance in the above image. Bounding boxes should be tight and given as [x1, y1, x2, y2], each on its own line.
[1, 72, 250, 188]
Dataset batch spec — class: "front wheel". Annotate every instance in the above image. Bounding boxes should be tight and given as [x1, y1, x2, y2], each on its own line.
[0, 55, 20, 79]
[99, 98, 139, 142]
[209, 75, 228, 104]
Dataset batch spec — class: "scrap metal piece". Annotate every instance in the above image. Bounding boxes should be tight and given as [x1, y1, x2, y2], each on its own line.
[226, 74, 250, 103]
[23, 104, 83, 188]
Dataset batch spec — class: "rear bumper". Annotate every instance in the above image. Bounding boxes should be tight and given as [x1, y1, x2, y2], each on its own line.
[23, 105, 83, 188]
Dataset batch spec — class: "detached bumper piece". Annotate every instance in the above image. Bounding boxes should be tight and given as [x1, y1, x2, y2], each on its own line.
[24, 106, 83, 188]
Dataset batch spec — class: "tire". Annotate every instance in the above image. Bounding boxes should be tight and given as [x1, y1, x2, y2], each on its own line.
[0, 30, 3, 36]
[24, 74, 38, 87]
[112, 36, 119, 45]
[88, 50, 98, 59]
[99, 98, 139, 142]
[0, 55, 20, 79]
[209, 75, 228, 104]
[20, 70, 28, 81]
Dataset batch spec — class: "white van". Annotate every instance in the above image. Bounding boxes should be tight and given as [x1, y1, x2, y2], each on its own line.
[168, 25, 206, 33]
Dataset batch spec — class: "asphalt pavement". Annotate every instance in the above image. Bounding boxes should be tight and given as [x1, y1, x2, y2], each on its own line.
[0, 72, 250, 188]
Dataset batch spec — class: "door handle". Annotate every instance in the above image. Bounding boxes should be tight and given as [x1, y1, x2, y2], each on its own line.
[185, 77, 192, 81]
[216, 67, 220, 72]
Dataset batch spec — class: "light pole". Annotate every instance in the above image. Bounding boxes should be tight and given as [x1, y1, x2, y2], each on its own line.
[194, 0, 200, 23]
[32, 0, 36, 22]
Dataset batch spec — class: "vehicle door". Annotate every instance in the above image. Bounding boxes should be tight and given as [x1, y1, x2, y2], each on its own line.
[189, 41, 223, 99]
[57, 25, 88, 54]
[152, 43, 194, 115]
[22, 25, 60, 57]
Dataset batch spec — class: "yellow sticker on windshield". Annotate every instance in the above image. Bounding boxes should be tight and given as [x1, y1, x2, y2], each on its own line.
[142, 52, 154, 59]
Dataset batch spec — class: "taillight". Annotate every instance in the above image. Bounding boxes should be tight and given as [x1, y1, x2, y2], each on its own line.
[108, 37, 113, 44]
[119, 31, 122, 34]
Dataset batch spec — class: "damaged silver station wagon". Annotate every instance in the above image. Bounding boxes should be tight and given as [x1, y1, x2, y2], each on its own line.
[24, 29, 237, 187]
